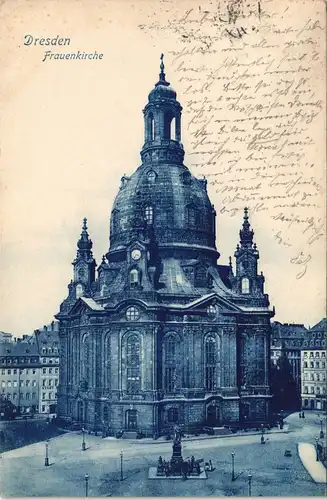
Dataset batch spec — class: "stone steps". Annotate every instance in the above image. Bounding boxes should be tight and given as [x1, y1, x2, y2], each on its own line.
[122, 431, 137, 439]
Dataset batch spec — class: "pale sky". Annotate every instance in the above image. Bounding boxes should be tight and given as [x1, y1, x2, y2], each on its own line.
[0, 0, 325, 336]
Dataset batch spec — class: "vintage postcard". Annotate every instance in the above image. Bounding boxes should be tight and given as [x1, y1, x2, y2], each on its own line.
[0, 0, 326, 496]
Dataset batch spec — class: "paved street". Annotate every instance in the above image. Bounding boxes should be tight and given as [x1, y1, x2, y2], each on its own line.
[0, 411, 326, 496]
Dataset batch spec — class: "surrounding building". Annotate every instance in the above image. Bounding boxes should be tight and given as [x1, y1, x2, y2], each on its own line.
[35, 322, 60, 414]
[57, 57, 275, 436]
[0, 322, 60, 415]
[301, 319, 326, 411]
[271, 322, 308, 393]
[0, 336, 40, 414]
[270, 320, 326, 412]
[0, 332, 13, 343]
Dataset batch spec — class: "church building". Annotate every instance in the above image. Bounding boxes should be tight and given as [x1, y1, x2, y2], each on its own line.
[56, 57, 274, 435]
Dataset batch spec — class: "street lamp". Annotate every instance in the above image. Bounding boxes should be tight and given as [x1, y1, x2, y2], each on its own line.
[120, 450, 124, 481]
[315, 437, 319, 462]
[44, 439, 49, 467]
[320, 418, 324, 439]
[82, 428, 86, 451]
[85, 473, 89, 497]
[248, 472, 252, 497]
[231, 451, 235, 481]
[260, 424, 265, 444]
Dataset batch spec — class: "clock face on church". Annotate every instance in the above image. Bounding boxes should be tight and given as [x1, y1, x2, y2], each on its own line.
[131, 249, 141, 261]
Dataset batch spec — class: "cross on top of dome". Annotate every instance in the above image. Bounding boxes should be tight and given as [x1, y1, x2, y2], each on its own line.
[155, 53, 170, 87]
[239, 207, 254, 247]
[77, 217, 93, 253]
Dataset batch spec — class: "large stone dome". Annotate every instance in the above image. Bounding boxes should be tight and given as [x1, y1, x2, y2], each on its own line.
[107, 55, 218, 263]
[108, 162, 217, 261]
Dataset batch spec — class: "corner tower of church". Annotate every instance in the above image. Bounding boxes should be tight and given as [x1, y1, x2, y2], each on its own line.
[57, 56, 274, 436]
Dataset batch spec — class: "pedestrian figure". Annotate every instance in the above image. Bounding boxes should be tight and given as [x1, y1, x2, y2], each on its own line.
[299, 412, 302, 418]
[302, 411, 305, 419]
[182, 460, 188, 480]
[209, 459, 213, 471]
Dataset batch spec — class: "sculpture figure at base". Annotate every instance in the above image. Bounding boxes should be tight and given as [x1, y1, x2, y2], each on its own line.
[155, 424, 205, 478]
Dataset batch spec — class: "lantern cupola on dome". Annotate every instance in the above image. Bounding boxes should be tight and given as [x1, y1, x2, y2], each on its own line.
[107, 55, 219, 264]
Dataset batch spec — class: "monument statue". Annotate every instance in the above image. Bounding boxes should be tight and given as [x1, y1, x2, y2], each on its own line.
[155, 423, 206, 478]
[173, 424, 182, 445]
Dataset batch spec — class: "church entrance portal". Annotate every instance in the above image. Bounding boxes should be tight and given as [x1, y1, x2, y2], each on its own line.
[206, 404, 219, 427]
[77, 401, 84, 422]
[126, 409, 138, 430]
[240, 402, 250, 423]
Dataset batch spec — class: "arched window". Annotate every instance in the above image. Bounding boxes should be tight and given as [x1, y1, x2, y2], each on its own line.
[187, 205, 198, 227]
[83, 338, 90, 382]
[147, 113, 155, 141]
[241, 278, 250, 294]
[163, 112, 175, 140]
[130, 269, 139, 288]
[147, 170, 156, 183]
[145, 205, 154, 225]
[101, 284, 108, 297]
[170, 117, 176, 140]
[126, 335, 141, 393]
[205, 336, 216, 391]
[164, 335, 178, 392]
[76, 284, 84, 298]
[111, 209, 120, 234]
[72, 334, 78, 383]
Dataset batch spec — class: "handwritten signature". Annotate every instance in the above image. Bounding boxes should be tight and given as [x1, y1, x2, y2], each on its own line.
[290, 251, 312, 279]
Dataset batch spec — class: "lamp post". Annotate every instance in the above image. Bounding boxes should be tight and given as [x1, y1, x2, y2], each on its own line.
[44, 439, 49, 467]
[260, 424, 265, 444]
[84, 473, 89, 497]
[248, 472, 252, 497]
[315, 437, 319, 462]
[231, 452, 235, 481]
[120, 450, 124, 481]
[320, 418, 324, 439]
[82, 428, 86, 451]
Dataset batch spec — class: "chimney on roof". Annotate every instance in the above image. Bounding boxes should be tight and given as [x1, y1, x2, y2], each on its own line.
[51, 321, 54, 331]
[22, 335, 28, 340]
[44, 325, 47, 331]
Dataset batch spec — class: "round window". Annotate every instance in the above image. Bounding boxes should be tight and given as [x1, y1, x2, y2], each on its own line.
[126, 306, 140, 321]
[207, 304, 218, 318]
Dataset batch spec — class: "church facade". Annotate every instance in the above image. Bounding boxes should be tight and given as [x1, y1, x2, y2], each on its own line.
[56, 58, 274, 435]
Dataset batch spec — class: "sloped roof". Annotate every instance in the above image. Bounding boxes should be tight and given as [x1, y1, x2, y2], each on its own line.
[80, 297, 105, 311]
[0, 341, 39, 357]
[311, 318, 326, 332]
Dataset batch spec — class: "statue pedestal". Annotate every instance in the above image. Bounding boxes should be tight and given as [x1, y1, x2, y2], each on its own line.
[171, 443, 183, 474]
